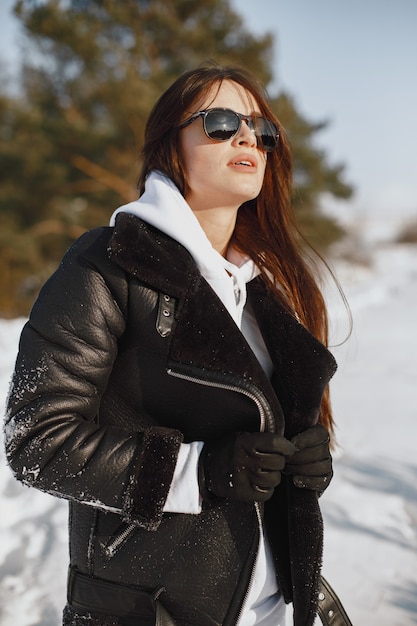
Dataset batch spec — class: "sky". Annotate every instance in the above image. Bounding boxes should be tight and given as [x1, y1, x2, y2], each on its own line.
[1, 0, 417, 220]
[230, 0, 417, 220]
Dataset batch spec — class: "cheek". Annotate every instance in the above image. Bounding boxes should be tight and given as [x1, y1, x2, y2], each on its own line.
[256, 158, 267, 189]
[261, 156, 269, 181]
[183, 145, 221, 187]
[181, 138, 208, 185]
[184, 153, 203, 187]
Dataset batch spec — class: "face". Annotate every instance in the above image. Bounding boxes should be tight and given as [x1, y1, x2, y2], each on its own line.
[179, 80, 268, 214]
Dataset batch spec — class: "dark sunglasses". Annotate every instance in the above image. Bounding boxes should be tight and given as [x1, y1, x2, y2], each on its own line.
[179, 107, 279, 152]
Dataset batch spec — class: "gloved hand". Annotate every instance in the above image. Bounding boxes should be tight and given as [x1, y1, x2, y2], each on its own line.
[198, 432, 296, 502]
[284, 424, 333, 494]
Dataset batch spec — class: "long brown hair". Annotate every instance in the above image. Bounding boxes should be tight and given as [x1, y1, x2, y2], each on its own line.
[138, 65, 334, 435]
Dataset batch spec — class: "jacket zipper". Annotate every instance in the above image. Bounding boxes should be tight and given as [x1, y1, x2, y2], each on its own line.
[166, 368, 276, 433]
[233, 502, 263, 626]
[103, 522, 137, 558]
[167, 366, 276, 625]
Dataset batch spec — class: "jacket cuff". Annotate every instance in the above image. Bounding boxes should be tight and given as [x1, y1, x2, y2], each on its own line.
[124, 427, 183, 530]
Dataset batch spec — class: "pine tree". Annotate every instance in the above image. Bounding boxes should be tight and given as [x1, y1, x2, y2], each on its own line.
[0, 0, 352, 316]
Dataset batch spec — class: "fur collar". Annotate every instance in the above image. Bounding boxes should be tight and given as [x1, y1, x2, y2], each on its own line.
[108, 212, 199, 299]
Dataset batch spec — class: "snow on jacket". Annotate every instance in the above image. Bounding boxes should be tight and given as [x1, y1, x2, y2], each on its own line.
[5, 213, 337, 626]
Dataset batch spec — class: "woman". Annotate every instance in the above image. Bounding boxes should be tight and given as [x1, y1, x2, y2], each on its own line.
[5, 65, 337, 626]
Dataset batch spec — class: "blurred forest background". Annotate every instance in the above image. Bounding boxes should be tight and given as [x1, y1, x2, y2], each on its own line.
[0, 0, 354, 318]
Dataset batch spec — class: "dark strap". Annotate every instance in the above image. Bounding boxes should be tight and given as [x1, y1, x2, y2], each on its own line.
[67, 567, 158, 624]
[317, 576, 353, 626]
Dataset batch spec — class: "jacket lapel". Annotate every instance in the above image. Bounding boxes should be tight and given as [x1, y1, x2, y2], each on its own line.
[248, 277, 337, 437]
[108, 212, 199, 300]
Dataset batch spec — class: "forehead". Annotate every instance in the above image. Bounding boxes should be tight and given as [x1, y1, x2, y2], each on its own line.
[194, 80, 261, 114]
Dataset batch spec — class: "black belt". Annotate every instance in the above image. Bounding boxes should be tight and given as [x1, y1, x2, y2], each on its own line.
[67, 567, 159, 625]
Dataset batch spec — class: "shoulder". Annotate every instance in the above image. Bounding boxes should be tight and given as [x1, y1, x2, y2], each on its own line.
[62, 225, 113, 266]
[32, 225, 129, 323]
[59, 225, 129, 289]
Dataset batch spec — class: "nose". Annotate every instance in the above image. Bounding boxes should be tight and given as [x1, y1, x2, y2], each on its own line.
[234, 119, 257, 148]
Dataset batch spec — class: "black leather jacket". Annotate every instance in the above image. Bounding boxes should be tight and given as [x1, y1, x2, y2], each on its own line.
[5, 213, 337, 626]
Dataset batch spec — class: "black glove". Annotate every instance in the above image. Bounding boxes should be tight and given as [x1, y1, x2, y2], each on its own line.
[284, 424, 333, 493]
[198, 432, 296, 502]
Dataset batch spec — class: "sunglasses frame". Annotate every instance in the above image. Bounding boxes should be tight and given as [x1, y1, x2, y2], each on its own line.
[179, 107, 279, 152]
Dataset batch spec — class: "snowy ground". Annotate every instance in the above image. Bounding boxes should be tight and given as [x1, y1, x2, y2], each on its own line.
[1, 222, 417, 625]
[319, 238, 417, 626]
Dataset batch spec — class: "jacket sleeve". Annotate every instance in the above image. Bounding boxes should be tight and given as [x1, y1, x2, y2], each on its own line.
[4, 228, 183, 531]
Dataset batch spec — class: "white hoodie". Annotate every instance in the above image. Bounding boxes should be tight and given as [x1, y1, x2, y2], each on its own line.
[109, 171, 286, 625]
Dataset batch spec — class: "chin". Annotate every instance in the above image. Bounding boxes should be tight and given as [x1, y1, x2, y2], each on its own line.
[238, 188, 261, 203]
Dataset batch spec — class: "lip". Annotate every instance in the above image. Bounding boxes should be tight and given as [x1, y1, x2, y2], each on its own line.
[228, 153, 258, 171]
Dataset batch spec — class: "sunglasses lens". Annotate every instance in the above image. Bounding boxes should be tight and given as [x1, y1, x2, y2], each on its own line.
[253, 118, 279, 152]
[205, 109, 240, 140]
